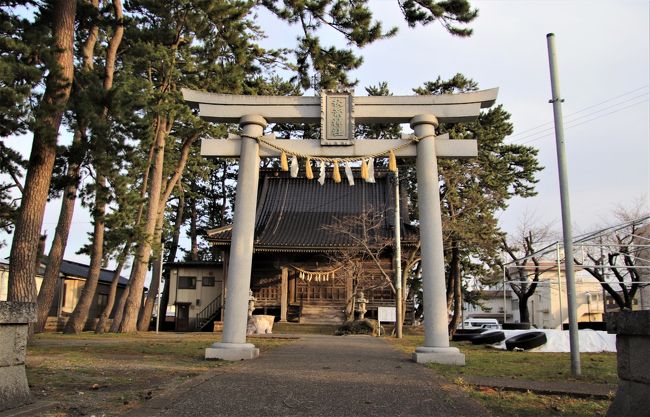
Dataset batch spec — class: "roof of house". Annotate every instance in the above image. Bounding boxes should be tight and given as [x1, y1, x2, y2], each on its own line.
[165, 260, 223, 268]
[2, 258, 130, 286]
[206, 169, 418, 252]
[56, 259, 129, 286]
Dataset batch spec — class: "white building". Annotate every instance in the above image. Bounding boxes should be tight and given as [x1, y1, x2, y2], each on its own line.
[465, 263, 611, 329]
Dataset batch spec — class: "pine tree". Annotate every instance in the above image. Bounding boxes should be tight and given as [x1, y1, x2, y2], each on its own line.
[7, 0, 78, 303]
[0, 6, 41, 241]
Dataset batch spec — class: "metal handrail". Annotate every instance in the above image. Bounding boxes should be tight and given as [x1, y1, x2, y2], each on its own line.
[195, 295, 222, 331]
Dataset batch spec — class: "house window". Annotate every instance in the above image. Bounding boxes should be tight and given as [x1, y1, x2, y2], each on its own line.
[178, 276, 196, 289]
[202, 276, 215, 287]
[97, 293, 108, 306]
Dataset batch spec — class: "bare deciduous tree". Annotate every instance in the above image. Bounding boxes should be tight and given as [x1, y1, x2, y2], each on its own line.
[498, 214, 555, 323]
[574, 203, 649, 310]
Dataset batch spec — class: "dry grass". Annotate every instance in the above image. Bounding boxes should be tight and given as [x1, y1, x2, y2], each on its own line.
[388, 335, 616, 417]
[389, 335, 617, 383]
[26, 332, 289, 417]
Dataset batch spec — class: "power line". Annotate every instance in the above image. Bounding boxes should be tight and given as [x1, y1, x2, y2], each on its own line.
[515, 98, 649, 146]
[511, 92, 649, 143]
[508, 85, 649, 140]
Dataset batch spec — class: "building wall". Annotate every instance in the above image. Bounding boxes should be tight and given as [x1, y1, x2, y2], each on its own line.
[167, 265, 224, 321]
[470, 271, 610, 329]
[0, 265, 8, 301]
[0, 265, 126, 329]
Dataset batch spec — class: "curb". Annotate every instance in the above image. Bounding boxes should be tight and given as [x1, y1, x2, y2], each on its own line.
[0, 401, 59, 417]
[463, 376, 616, 399]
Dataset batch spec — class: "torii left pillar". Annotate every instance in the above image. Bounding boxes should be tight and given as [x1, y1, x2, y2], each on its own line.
[205, 115, 266, 360]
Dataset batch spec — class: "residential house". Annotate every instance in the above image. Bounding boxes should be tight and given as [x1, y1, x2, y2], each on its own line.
[0, 259, 129, 331]
[465, 262, 614, 329]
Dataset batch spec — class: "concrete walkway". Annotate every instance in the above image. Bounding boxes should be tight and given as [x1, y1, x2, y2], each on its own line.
[129, 334, 489, 417]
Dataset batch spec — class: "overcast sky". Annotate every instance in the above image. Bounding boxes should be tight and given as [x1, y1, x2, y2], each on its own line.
[1, 0, 648, 271]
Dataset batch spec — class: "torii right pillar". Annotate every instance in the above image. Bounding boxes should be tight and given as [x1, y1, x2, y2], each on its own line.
[411, 115, 465, 365]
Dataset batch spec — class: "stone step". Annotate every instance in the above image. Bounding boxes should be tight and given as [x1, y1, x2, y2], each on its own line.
[299, 305, 346, 324]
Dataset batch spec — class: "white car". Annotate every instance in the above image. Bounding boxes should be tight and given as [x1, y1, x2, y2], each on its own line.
[458, 318, 501, 330]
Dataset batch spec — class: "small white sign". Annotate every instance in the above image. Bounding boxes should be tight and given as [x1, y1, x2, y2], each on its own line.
[378, 307, 396, 322]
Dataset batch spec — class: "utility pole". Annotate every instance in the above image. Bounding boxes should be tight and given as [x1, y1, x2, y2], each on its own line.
[547, 33, 581, 376]
[393, 169, 403, 339]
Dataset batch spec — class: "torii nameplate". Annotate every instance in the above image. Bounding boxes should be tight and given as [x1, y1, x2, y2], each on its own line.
[321, 90, 354, 146]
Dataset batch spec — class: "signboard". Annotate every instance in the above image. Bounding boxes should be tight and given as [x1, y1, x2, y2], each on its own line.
[320, 90, 354, 145]
[378, 306, 396, 323]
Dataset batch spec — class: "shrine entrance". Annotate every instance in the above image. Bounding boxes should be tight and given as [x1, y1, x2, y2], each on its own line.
[184, 87, 498, 364]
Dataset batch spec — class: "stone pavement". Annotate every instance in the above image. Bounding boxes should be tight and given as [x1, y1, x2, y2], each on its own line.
[128, 334, 489, 417]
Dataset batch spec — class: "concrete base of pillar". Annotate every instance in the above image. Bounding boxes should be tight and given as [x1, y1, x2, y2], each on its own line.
[411, 346, 465, 365]
[205, 342, 259, 361]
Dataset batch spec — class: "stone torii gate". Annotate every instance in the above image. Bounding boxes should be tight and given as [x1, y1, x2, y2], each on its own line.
[183, 87, 498, 365]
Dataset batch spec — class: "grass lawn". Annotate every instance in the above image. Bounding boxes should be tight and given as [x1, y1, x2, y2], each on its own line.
[26, 332, 290, 417]
[388, 335, 616, 417]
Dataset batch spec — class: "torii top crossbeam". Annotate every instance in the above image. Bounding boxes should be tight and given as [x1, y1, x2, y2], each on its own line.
[182, 88, 498, 124]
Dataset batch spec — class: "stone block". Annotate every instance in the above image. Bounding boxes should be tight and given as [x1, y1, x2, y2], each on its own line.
[205, 346, 259, 361]
[412, 347, 465, 365]
[0, 325, 28, 367]
[606, 380, 650, 417]
[616, 336, 650, 384]
[606, 310, 650, 336]
[0, 302, 36, 324]
[246, 315, 274, 335]
[412, 351, 466, 365]
[0, 365, 32, 412]
[607, 311, 650, 417]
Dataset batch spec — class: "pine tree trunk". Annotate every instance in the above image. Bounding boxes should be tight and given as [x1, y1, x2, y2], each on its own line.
[61, 0, 122, 333]
[34, 0, 99, 332]
[137, 133, 197, 331]
[109, 135, 155, 333]
[167, 189, 184, 263]
[7, 0, 77, 303]
[119, 117, 168, 332]
[63, 175, 106, 334]
[190, 196, 199, 260]
[34, 137, 82, 333]
[159, 187, 184, 328]
[448, 243, 462, 333]
[137, 215, 164, 331]
[109, 284, 129, 333]
[95, 251, 127, 334]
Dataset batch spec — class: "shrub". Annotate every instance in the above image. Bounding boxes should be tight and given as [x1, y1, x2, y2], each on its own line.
[335, 319, 380, 336]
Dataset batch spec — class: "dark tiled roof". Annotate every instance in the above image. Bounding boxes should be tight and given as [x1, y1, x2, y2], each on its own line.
[165, 261, 223, 267]
[58, 259, 129, 286]
[3, 258, 129, 286]
[207, 170, 418, 251]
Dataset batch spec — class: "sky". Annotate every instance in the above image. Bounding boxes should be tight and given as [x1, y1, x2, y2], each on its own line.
[1, 0, 649, 274]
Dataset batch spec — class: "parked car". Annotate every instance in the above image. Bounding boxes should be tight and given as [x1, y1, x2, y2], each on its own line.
[458, 318, 501, 330]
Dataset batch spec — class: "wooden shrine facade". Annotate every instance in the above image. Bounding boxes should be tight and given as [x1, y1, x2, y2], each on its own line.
[206, 169, 418, 324]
